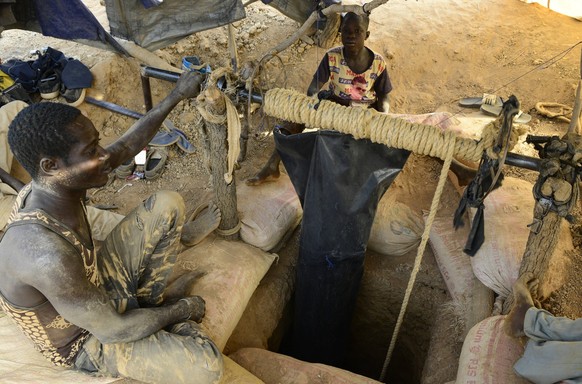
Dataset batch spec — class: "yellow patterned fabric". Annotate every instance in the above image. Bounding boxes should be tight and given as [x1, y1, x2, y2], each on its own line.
[326, 46, 387, 106]
[0, 184, 97, 366]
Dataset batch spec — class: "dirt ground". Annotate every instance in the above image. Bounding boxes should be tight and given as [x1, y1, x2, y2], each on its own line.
[1, 0, 581, 382]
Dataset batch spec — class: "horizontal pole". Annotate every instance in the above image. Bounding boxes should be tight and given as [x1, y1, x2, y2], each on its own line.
[140, 66, 181, 83]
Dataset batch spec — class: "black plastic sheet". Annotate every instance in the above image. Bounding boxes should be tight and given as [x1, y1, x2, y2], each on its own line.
[275, 128, 410, 366]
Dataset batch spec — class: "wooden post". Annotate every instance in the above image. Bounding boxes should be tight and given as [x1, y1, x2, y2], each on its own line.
[203, 86, 240, 240]
[502, 133, 581, 313]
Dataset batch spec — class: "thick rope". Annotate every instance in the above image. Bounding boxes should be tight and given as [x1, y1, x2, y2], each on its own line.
[263, 87, 517, 381]
[379, 131, 456, 381]
[264, 88, 517, 163]
[215, 219, 242, 236]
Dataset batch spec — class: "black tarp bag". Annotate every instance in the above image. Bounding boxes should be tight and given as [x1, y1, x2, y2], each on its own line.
[274, 128, 410, 366]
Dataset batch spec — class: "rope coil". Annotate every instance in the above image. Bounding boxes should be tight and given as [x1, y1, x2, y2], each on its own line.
[262, 87, 525, 381]
[263, 88, 518, 164]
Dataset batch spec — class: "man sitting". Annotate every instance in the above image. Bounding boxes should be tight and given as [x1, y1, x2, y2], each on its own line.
[0, 72, 223, 384]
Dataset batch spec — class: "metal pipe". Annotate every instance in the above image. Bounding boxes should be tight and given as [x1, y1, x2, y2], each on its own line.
[238, 89, 263, 104]
[505, 152, 541, 172]
[140, 66, 181, 83]
[141, 74, 153, 112]
[86, 96, 144, 119]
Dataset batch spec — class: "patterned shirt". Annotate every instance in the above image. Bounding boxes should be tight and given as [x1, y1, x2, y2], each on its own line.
[312, 46, 392, 107]
[0, 184, 98, 367]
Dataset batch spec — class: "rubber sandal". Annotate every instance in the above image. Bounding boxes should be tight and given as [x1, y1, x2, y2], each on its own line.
[144, 146, 168, 180]
[115, 158, 136, 179]
[174, 128, 196, 154]
[480, 103, 532, 124]
[150, 130, 180, 147]
[459, 94, 503, 108]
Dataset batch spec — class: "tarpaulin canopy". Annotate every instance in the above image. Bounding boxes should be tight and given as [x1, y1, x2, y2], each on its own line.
[0, 0, 318, 54]
[104, 0, 246, 51]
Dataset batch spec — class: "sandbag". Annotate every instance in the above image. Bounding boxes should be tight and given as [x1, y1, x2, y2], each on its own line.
[170, 235, 277, 351]
[0, 313, 264, 384]
[455, 316, 529, 384]
[469, 177, 574, 298]
[425, 209, 494, 340]
[221, 355, 265, 384]
[426, 209, 477, 303]
[368, 193, 423, 256]
[0, 190, 16, 232]
[229, 348, 382, 384]
[238, 173, 303, 251]
[0, 315, 117, 383]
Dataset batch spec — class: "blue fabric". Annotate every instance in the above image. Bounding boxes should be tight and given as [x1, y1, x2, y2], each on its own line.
[140, 0, 164, 8]
[31, 0, 127, 54]
[61, 59, 93, 89]
[33, 0, 108, 42]
[149, 123, 195, 154]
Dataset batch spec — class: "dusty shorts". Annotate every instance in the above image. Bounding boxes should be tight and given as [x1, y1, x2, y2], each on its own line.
[74, 191, 223, 384]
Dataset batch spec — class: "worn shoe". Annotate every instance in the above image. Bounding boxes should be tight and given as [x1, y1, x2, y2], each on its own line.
[144, 146, 168, 180]
[61, 87, 86, 107]
[38, 74, 60, 99]
[115, 158, 135, 179]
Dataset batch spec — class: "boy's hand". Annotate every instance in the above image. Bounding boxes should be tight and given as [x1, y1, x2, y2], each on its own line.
[174, 71, 205, 100]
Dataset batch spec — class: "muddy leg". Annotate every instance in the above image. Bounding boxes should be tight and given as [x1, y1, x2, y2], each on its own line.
[246, 121, 305, 186]
[505, 273, 538, 338]
[246, 150, 281, 186]
[163, 270, 206, 304]
[180, 202, 221, 247]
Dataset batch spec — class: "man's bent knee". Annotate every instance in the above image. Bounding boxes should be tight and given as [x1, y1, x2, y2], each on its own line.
[143, 190, 185, 219]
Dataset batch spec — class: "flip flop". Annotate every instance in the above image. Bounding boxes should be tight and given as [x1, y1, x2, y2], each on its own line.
[173, 128, 196, 154]
[459, 94, 503, 108]
[149, 122, 195, 154]
[480, 103, 532, 124]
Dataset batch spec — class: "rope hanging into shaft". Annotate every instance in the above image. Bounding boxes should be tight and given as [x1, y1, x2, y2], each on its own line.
[379, 132, 456, 381]
[264, 88, 523, 163]
[263, 87, 524, 380]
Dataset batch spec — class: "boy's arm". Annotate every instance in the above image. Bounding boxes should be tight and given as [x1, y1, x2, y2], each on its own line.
[373, 68, 393, 113]
[105, 71, 204, 170]
[307, 53, 331, 97]
[375, 93, 390, 113]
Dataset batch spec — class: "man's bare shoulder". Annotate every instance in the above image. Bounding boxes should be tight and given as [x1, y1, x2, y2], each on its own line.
[0, 223, 83, 303]
[1, 223, 78, 264]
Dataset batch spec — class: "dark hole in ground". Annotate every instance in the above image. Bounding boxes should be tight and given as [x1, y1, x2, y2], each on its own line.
[271, 246, 447, 384]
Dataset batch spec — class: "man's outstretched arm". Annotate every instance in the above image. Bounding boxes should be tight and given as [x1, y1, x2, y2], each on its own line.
[105, 71, 204, 170]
